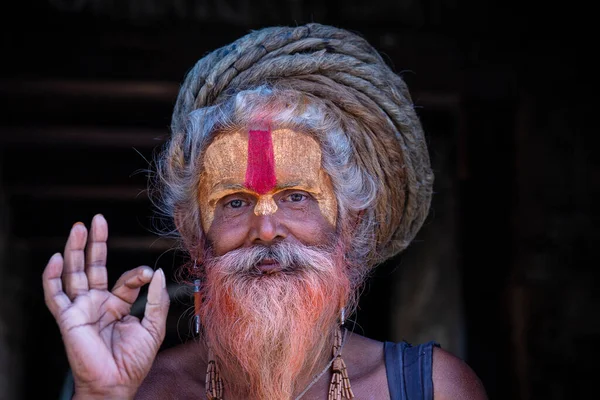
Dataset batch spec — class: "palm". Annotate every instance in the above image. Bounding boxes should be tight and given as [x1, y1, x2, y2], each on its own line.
[60, 291, 153, 386]
[42, 215, 170, 398]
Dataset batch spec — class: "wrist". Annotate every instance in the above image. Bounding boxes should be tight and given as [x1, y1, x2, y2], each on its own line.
[73, 386, 136, 400]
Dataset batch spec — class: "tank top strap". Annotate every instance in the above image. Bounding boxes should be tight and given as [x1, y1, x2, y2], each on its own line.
[384, 340, 440, 400]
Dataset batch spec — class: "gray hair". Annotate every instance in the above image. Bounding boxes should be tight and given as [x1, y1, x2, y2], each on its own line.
[152, 23, 433, 274]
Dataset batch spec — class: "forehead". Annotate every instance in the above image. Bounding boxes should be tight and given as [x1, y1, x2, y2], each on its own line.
[202, 128, 323, 187]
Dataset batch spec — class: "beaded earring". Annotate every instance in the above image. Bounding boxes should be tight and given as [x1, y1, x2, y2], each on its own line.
[328, 307, 354, 399]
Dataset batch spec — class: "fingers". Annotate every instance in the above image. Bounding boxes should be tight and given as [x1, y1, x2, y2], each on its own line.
[62, 222, 89, 300]
[42, 253, 72, 319]
[86, 214, 109, 290]
[111, 266, 155, 305]
[142, 268, 170, 345]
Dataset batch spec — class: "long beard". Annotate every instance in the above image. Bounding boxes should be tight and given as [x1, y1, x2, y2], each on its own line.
[199, 241, 351, 399]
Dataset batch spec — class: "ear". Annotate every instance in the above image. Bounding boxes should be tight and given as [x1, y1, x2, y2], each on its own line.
[173, 206, 187, 237]
[173, 206, 206, 258]
[339, 209, 365, 246]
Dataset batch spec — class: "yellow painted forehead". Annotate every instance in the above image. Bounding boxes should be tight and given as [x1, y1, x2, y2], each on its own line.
[198, 128, 337, 231]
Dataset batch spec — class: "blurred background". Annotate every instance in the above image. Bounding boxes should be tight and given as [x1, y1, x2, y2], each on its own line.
[0, 1, 596, 399]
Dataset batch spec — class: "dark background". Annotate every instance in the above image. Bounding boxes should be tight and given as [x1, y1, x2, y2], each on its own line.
[0, 1, 596, 399]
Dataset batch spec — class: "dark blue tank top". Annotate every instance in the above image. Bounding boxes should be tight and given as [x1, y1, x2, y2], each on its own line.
[384, 341, 440, 400]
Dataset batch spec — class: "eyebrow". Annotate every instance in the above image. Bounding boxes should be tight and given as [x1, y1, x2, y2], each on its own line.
[211, 183, 246, 192]
[212, 181, 309, 193]
[274, 181, 303, 190]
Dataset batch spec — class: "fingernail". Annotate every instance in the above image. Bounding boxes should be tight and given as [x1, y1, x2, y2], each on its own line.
[159, 268, 166, 289]
[50, 252, 61, 261]
[142, 268, 153, 280]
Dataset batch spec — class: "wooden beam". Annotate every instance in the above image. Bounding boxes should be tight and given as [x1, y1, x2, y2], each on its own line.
[6, 185, 148, 200]
[413, 92, 460, 110]
[0, 80, 179, 101]
[0, 126, 168, 148]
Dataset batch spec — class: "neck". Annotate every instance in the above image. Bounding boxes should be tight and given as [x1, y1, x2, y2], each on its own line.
[203, 325, 339, 400]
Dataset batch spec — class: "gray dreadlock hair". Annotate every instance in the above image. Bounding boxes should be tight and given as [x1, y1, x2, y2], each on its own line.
[153, 23, 434, 279]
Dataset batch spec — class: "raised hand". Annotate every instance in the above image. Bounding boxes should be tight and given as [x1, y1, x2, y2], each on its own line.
[42, 214, 170, 399]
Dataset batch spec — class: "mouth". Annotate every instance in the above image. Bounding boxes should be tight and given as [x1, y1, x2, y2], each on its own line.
[255, 258, 283, 274]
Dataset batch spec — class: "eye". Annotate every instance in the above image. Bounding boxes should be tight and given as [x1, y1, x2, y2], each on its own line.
[284, 192, 308, 202]
[226, 199, 247, 209]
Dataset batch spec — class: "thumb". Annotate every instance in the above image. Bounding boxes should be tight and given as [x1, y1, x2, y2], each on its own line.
[141, 268, 170, 346]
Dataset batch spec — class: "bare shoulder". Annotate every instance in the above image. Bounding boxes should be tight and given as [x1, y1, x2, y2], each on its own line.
[338, 332, 390, 400]
[432, 347, 488, 400]
[135, 340, 207, 400]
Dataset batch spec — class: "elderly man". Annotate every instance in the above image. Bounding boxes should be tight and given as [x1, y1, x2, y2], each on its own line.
[43, 24, 487, 399]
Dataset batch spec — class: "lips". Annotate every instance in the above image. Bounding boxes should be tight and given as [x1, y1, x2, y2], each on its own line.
[256, 258, 283, 274]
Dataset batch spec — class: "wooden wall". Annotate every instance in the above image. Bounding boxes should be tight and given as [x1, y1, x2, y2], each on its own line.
[1, 1, 595, 399]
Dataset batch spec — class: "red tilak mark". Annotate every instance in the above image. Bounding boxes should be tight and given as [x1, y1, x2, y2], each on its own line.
[245, 129, 276, 194]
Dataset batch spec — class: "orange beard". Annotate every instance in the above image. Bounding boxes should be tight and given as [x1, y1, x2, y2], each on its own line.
[199, 241, 350, 399]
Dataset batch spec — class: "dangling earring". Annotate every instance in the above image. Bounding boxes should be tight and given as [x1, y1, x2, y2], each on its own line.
[196, 260, 223, 399]
[193, 279, 201, 335]
[328, 307, 354, 399]
[193, 260, 201, 336]
[206, 347, 224, 399]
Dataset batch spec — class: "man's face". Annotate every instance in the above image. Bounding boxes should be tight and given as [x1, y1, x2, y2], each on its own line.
[199, 127, 338, 259]
[196, 128, 348, 398]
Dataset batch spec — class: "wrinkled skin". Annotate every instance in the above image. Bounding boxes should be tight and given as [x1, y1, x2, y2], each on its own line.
[42, 214, 170, 399]
[43, 213, 488, 400]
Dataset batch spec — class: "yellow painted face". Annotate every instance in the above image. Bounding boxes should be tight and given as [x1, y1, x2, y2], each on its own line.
[198, 128, 337, 232]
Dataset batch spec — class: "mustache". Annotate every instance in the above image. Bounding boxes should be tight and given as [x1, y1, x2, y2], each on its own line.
[204, 241, 336, 274]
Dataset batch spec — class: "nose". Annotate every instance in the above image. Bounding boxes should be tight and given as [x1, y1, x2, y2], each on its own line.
[249, 213, 287, 245]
